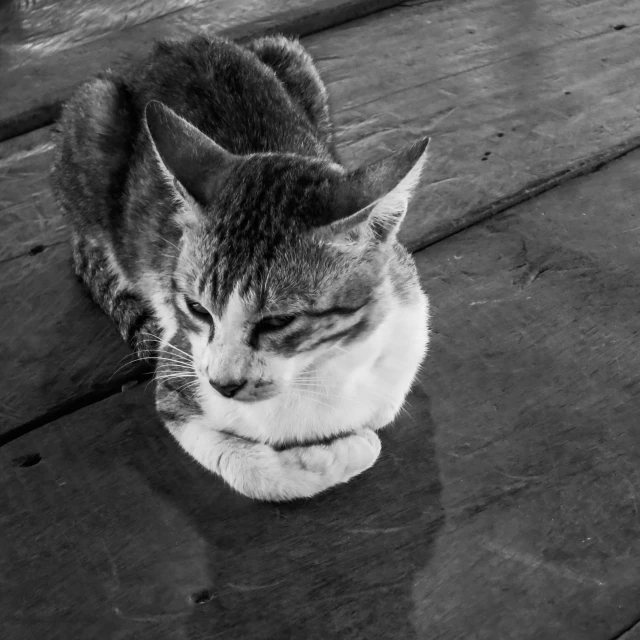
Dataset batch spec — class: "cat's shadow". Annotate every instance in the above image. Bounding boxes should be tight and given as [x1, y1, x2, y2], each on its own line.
[132, 384, 443, 639]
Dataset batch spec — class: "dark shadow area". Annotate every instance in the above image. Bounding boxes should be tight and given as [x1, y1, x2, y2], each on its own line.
[0, 0, 21, 41]
[0, 0, 22, 70]
[127, 384, 443, 639]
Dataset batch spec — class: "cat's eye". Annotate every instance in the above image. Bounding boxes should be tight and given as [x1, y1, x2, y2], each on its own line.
[185, 298, 212, 322]
[258, 314, 296, 331]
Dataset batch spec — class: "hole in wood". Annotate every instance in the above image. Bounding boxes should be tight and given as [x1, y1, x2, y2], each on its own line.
[612, 24, 627, 30]
[191, 589, 213, 605]
[29, 245, 45, 256]
[12, 453, 42, 468]
[496, 132, 504, 137]
[564, 91, 572, 95]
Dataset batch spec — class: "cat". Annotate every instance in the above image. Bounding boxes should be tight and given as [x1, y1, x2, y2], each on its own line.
[50, 35, 430, 501]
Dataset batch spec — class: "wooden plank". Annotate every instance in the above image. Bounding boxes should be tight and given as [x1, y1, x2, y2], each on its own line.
[1, 0, 202, 59]
[311, 0, 640, 245]
[408, 153, 640, 638]
[619, 623, 640, 640]
[0, 243, 145, 435]
[2, 0, 640, 434]
[0, 126, 56, 262]
[0, 0, 407, 141]
[4, 0, 640, 262]
[3, 147, 640, 638]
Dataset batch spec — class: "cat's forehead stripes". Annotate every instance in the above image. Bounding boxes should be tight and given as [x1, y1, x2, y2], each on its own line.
[193, 157, 342, 307]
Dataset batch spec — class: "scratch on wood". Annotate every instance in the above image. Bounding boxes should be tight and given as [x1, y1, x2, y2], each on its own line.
[483, 541, 606, 587]
[470, 295, 529, 306]
[426, 105, 457, 130]
[0, 141, 54, 169]
[113, 607, 191, 622]
[347, 527, 408, 534]
[423, 175, 475, 189]
[226, 580, 284, 592]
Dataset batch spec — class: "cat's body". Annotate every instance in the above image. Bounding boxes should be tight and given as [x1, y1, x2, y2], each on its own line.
[51, 36, 430, 501]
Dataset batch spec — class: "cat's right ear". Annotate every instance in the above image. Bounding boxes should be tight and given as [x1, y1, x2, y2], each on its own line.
[144, 100, 237, 208]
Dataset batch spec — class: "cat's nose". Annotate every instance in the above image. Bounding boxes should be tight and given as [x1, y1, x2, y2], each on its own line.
[209, 378, 248, 399]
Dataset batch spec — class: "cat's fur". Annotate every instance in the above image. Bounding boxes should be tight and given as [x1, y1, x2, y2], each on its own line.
[50, 35, 430, 501]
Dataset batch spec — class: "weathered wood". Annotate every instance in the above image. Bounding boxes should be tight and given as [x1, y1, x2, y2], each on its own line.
[0, 0, 201, 57]
[3, 147, 640, 638]
[0, 0, 408, 141]
[0, 243, 144, 436]
[619, 623, 640, 640]
[3, 0, 640, 435]
[312, 0, 640, 247]
[409, 151, 640, 638]
[0, 126, 56, 262]
[4, 0, 640, 261]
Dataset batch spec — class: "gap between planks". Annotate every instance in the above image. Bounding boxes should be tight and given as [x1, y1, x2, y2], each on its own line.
[612, 617, 640, 640]
[4, 121, 640, 266]
[1, 125, 640, 448]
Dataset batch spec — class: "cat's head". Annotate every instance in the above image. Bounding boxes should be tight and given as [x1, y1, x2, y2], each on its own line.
[145, 101, 429, 402]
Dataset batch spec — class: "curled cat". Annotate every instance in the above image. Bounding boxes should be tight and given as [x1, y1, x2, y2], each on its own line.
[50, 35, 430, 501]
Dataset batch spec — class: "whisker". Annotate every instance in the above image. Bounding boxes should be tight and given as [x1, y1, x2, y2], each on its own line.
[154, 361, 194, 372]
[144, 332, 193, 358]
[292, 391, 334, 410]
[294, 378, 401, 408]
[108, 354, 187, 380]
[160, 345, 193, 360]
[163, 239, 181, 252]
[109, 360, 148, 380]
[155, 363, 196, 371]
[154, 373, 199, 381]
[156, 355, 193, 365]
[156, 362, 194, 370]
[175, 380, 201, 396]
[293, 386, 371, 409]
[156, 369, 197, 378]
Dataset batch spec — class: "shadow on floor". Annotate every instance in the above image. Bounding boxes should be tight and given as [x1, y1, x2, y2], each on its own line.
[127, 384, 444, 639]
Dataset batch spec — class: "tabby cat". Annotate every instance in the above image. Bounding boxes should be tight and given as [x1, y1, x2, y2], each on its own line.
[50, 35, 430, 501]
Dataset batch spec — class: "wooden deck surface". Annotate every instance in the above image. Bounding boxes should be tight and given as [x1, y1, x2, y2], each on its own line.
[2, 0, 640, 638]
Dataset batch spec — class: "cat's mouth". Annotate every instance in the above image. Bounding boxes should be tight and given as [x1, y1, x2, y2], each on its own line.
[212, 383, 280, 403]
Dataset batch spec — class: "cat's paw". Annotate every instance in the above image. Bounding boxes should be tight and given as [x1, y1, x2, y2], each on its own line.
[190, 424, 381, 502]
[275, 429, 381, 500]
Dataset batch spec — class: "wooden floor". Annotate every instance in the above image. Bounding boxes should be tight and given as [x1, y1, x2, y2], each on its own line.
[2, 1, 640, 638]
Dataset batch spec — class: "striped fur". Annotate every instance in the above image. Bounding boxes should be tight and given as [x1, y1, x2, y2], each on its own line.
[51, 36, 430, 501]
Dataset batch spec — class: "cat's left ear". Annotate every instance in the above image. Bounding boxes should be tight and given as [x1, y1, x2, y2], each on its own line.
[322, 137, 429, 244]
[144, 100, 238, 207]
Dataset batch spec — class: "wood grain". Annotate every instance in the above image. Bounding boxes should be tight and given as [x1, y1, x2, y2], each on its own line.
[3, 146, 640, 638]
[0, 243, 144, 433]
[4, 0, 640, 260]
[311, 0, 640, 248]
[3, 0, 640, 434]
[0, 0, 408, 141]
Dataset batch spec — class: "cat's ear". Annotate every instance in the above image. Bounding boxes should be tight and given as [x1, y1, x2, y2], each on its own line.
[321, 137, 429, 244]
[144, 100, 237, 206]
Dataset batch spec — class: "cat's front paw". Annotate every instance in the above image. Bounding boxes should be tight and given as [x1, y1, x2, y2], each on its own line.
[277, 428, 381, 499]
